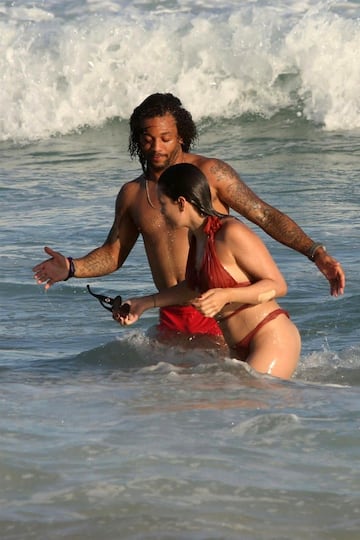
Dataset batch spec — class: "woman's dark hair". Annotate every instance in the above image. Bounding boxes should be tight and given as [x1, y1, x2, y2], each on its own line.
[158, 163, 226, 218]
[129, 93, 198, 171]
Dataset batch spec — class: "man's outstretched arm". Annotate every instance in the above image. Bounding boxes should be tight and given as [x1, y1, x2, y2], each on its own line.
[33, 188, 140, 289]
[205, 159, 345, 296]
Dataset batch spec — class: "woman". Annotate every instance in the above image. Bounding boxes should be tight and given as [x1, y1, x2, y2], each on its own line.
[114, 163, 301, 379]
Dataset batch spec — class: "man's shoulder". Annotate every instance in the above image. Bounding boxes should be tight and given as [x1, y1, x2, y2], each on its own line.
[125, 172, 143, 184]
[186, 154, 229, 176]
[185, 153, 216, 168]
[116, 174, 143, 207]
[119, 174, 143, 193]
[186, 155, 238, 191]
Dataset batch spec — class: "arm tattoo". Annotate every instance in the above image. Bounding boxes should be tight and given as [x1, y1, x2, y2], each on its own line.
[210, 161, 238, 184]
[210, 160, 314, 254]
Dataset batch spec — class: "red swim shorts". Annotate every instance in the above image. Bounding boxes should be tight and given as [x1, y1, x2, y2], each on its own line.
[158, 305, 222, 336]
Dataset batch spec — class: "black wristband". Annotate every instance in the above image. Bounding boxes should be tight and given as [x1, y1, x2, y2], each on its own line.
[64, 257, 75, 281]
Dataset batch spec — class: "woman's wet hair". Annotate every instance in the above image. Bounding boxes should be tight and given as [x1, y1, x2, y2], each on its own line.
[129, 93, 198, 171]
[158, 163, 226, 218]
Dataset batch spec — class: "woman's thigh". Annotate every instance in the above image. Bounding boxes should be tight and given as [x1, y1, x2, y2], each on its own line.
[246, 317, 301, 379]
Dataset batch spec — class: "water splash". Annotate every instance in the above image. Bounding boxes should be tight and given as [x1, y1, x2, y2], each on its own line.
[1, 0, 360, 141]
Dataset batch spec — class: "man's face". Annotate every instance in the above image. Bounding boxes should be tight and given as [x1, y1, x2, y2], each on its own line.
[139, 113, 183, 172]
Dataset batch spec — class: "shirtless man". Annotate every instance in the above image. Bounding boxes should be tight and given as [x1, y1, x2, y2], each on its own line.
[33, 93, 345, 337]
[114, 163, 302, 379]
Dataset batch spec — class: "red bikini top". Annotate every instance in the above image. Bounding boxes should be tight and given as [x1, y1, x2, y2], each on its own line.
[185, 215, 250, 293]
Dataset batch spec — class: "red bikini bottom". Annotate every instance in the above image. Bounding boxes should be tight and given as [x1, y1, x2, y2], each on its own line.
[230, 308, 289, 358]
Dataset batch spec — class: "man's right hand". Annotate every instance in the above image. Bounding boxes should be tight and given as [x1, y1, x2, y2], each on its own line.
[313, 249, 345, 297]
[32, 246, 70, 290]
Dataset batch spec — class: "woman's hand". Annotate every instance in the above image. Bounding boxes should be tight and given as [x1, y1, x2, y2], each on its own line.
[192, 289, 230, 318]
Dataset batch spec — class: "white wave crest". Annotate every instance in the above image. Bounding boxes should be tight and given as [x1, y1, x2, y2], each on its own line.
[1, 0, 359, 140]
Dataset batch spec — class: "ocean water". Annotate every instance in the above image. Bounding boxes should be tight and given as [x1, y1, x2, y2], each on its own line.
[1, 0, 360, 538]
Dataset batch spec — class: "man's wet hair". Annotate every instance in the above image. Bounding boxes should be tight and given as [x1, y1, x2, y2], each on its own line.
[158, 163, 225, 219]
[129, 93, 198, 171]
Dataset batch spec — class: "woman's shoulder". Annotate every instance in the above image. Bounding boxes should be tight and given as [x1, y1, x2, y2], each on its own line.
[219, 215, 257, 245]
[220, 215, 245, 233]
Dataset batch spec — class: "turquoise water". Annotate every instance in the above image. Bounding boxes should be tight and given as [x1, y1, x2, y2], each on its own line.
[1, 1, 360, 538]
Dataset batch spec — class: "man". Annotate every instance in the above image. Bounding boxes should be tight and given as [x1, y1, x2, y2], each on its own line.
[33, 93, 345, 337]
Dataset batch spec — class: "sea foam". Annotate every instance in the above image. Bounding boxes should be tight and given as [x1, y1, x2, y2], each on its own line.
[1, 0, 359, 141]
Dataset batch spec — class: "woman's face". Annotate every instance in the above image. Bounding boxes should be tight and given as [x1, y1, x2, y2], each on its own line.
[158, 190, 181, 227]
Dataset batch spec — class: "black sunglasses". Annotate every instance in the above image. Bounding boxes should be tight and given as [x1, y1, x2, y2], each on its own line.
[87, 284, 130, 316]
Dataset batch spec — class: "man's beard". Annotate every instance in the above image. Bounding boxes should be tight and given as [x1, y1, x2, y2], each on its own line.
[148, 155, 171, 172]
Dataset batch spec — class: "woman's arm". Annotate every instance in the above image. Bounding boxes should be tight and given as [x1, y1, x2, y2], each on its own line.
[192, 219, 288, 318]
[113, 281, 196, 325]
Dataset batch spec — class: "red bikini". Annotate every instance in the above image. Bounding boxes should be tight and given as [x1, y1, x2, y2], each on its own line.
[186, 216, 289, 356]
